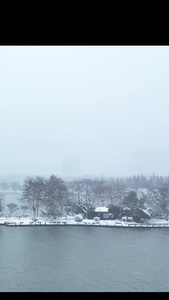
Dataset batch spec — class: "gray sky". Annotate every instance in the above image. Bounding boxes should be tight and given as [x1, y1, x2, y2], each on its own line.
[0, 45, 169, 179]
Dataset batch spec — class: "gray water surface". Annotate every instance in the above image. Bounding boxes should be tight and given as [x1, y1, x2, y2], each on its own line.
[0, 225, 169, 292]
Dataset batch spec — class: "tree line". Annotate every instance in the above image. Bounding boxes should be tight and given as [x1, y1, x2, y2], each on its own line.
[1, 173, 169, 220]
[0, 181, 21, 191]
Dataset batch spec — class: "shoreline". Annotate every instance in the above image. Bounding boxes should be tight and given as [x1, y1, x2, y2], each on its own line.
[1, 216, 169, 228]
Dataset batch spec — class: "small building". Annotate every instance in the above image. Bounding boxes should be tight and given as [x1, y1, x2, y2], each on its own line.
[121, 207, 132, 217]
[93, 207, 113, 220]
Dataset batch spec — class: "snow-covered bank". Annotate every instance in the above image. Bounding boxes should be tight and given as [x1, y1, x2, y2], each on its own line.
[1, 216, 169, 228]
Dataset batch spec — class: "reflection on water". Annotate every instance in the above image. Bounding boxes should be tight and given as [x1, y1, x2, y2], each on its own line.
[0, 226, 169, 292]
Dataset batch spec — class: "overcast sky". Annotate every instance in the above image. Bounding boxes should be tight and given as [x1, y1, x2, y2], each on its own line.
[0, 45, 169, 179]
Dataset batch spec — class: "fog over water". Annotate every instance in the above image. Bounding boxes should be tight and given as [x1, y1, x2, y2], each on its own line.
[0, 45, 169, 179]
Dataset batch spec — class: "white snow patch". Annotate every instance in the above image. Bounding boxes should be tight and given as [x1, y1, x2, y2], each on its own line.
[94, 207, 109, 212]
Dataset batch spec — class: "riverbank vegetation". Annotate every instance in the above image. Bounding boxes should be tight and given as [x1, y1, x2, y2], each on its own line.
[0, 173, 169, 222]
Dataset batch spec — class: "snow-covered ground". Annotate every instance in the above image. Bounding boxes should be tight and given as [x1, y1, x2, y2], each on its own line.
[0, 215, 169, 227]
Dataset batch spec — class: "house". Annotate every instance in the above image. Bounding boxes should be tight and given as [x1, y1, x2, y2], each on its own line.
[93, 206, 113, 220]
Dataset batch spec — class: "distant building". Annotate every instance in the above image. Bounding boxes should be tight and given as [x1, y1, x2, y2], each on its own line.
[93, 207, 113, 220]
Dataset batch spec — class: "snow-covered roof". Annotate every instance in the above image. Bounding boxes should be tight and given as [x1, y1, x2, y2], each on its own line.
[142, 209, 151, 216]
[94, 206, 109, 212]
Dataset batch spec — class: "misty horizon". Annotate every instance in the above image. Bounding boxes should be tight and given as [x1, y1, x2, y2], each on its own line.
[0, 45, 169, 178]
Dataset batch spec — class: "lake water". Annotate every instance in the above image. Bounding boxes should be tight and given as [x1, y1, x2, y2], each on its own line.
[0, 225, 169, 292]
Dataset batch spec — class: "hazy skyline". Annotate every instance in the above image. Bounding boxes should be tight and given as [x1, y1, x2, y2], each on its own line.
[0, 45, 169, 179]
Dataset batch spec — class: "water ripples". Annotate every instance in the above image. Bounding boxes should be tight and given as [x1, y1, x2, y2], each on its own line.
[0, 226, 169, 292]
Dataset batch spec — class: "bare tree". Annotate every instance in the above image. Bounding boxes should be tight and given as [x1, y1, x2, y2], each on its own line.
[43, 175, 68, 218]
[93, 177, 107, 207]
[68, 178, 97, 218]
[7, 203, 18, 217]
[20, 176, 46, 217]
[20, 205, 30, 217]
[106, 179, 125, 206]
[0, 193, 5, 216]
